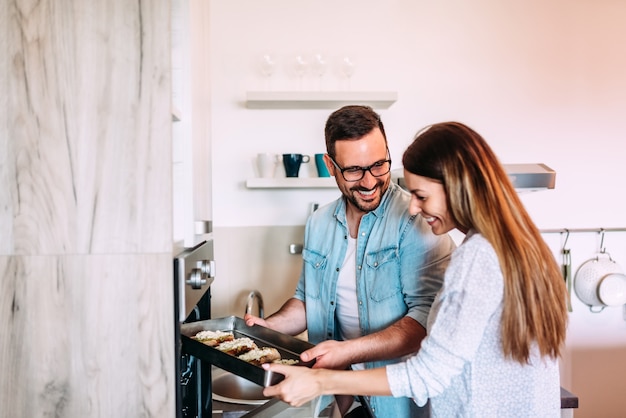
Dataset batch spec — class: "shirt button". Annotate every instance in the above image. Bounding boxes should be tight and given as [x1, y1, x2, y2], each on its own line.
[330, 301, 334, 305]
[336, 267, 340, 272]
[361, 232, 365, 236]
[374, 262, 378, 267]
[358, 265, 362, 270]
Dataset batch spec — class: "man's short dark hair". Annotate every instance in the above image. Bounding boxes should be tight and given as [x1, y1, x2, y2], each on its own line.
[324, 105, 387, 157]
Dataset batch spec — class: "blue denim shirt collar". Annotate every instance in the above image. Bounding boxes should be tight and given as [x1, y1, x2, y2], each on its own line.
[332, 182, 397, 227]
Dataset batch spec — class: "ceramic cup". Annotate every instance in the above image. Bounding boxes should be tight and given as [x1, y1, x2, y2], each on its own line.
[282, 153, 310, 177]
[315, 153, 330, 177]
[256, 153, 278, 178]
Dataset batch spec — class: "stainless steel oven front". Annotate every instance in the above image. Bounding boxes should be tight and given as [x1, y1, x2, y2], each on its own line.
[174, 238, 215, 418]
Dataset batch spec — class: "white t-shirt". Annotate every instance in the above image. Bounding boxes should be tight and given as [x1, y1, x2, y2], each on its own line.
[336, 235, 359, 340]
[335, 235, 365, 371]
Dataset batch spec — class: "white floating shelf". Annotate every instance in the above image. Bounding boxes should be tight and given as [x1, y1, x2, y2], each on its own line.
[246, 177, 338, 189]
[246, 91, 398, 109]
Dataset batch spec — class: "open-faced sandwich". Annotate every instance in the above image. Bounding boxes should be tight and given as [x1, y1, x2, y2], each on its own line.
[193, 330, 234, 347]
[238, 347, 282, 366]
[215, 337, 258, 356]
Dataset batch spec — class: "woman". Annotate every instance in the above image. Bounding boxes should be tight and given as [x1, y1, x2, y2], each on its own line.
[262, 122, 569, 417]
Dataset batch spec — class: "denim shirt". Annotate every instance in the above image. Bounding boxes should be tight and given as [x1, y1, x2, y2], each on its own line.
[295, 182, 454, 417]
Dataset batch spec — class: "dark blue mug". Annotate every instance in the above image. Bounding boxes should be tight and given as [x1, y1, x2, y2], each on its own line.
[282, 153, 310, 177]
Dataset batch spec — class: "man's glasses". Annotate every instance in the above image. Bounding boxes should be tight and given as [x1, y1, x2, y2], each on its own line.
[328, 156, 392, 182]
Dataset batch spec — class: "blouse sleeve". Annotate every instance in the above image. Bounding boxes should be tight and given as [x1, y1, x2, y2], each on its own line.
[386, 233, 504, 405]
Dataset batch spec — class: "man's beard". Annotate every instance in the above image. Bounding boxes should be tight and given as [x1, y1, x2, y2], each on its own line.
[345, 179, 388, 213]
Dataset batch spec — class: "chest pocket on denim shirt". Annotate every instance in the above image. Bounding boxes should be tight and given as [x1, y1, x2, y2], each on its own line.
[365, 247, 401, 301]
[302, 248, 327, 299]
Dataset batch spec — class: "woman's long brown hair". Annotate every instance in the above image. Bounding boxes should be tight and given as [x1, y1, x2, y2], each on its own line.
[403, 122, 568, 363]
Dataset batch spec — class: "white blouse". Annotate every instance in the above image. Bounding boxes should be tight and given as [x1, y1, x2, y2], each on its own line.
[386, 231, 561, 417]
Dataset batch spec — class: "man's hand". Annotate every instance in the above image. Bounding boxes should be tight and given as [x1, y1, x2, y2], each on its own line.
[300, 340, 354, 370]
[243, 298, 307, 336]
[244, 313, 269, 328]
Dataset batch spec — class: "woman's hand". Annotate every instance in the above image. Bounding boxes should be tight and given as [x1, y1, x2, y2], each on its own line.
[261, 363, 326, 407]
[263, 363, 391, 406]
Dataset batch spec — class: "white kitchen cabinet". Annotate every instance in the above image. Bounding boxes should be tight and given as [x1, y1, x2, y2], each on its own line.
[172, 105, 182, 122]
[172, 0, 212, 246]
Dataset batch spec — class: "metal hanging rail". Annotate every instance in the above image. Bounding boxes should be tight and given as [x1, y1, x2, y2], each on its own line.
[540, 227, 626, 234]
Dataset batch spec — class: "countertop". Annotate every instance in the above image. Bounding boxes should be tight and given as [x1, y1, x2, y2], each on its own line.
[211, 399, 257, 417]
[211, 388, 578, 417]
[560, 387, 579, 409]
[211, 399, 332, 418]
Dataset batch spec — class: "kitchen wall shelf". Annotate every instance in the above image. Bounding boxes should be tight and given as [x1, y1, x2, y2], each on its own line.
[245, 91, 397, 109]
[246, 178, 337, 189]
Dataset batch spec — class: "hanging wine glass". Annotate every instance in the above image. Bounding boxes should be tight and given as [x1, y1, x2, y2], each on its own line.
[293, 55, 308, 90]
[340, 56, 356, 90]
[259, 53, 276, 90]
[311, 53, 327, 91]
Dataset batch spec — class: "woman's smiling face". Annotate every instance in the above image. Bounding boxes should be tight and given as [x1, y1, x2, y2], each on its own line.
[403, 170, 456, 235]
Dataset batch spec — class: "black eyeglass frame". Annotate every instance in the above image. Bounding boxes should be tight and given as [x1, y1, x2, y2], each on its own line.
[328, 154, 392, 182]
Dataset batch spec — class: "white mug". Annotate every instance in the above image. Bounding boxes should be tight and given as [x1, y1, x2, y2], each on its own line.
[256, 153, 278, 178]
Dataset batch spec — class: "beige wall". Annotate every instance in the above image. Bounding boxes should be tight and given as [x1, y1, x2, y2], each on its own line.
[0, 1, 174, 417]
[570, 347, 626, 417]
[211, 225, 305, 318]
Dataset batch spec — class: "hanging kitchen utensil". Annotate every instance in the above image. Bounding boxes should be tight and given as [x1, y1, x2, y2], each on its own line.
[573, 231, 626, 312]
[561, 230, 572, 312]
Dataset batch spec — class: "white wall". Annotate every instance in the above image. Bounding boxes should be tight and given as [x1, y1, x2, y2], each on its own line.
[201, 1, 626, 416]
[207, 0, 626, 229]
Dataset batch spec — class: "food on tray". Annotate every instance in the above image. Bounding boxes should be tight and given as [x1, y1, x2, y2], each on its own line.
[193, 330, 234, 347]
[216, 337, 258, 356]
[238, 347, 282, 366]
[273, 358, 299, 365]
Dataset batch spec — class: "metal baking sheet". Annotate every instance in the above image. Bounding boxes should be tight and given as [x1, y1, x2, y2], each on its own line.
[180, 316, 314, 387]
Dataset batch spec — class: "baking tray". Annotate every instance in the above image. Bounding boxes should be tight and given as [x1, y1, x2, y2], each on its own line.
[180, 316, 314, 387]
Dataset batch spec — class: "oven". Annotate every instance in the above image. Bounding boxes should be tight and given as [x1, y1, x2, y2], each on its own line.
[174, 239, 216, 418]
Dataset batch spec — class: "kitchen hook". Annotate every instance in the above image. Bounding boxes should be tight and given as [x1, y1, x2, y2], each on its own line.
[599, 228, 606, 254]
[561, 230, 572, 312]
[562, 229, 570, 249]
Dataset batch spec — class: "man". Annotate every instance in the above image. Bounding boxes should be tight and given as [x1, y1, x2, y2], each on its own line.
[245, 105, 455, 417]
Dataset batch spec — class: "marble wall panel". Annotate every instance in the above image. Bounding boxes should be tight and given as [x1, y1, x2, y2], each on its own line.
[5, 0, 171, 256]
[0, 254, 175, 417]
[1, 2, 11, 254]
[1, 1, 176, 417]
